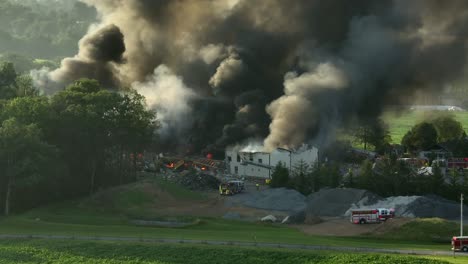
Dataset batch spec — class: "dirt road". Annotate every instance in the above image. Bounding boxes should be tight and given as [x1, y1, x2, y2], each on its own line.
[297, 217, 414, 236]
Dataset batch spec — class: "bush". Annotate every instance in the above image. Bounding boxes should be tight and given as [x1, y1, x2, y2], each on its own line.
[270, 162, 290, 188]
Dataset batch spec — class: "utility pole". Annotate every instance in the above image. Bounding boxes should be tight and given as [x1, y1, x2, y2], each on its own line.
[461, 193, 464, 237]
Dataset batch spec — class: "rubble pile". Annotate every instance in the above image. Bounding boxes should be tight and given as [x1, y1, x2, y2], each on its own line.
[173, 171, 220, 190]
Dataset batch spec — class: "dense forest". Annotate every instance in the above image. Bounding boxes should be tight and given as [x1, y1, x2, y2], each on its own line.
[0, 0, 96, 58]
[0, 62, 158, 215]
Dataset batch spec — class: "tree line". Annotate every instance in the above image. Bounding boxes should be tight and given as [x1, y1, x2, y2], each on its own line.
[0, 0, 96, 58]
[270, 156, 468, 201]
[0, 62, 157, 215]
[271, 115, 468, 200]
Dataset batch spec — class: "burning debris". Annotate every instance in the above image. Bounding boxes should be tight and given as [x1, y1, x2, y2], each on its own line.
[35, 0, 468, 152]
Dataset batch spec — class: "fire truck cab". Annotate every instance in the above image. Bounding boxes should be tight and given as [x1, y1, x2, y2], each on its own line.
[350, 208, 394, 224]
[452, 236, 468, 252]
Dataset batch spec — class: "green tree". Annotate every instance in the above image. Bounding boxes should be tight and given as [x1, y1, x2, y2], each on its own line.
[353, 118, 391, 152]
[270, 162, 290, 188]
[401, 122, 438, 151]
[0, 53, 35, 73]
[15, 74, 38, 97]
[357, 159, 374, 190]
[308, 163, 320, 192]
[326, 163, 342, 188]
[49, 79, 157, 194]
[0, 62, 17, 99]
[430, 115, 465, 143]
[0, 118, 57, 215]
[0, 96, 50, 125]
[429, 165, 445, 195]
[106, 91, 158, 184]
[50, 79, 119, 194]
[290, 160, 311, 195]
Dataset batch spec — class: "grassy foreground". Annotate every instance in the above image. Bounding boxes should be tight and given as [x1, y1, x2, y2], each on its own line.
[0, 216, 450, 251]
[0, 179, 464, 252]
[0, 239, 454, 264]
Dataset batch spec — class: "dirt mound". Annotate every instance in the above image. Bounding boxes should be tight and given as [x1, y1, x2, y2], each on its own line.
[306, 188, 381, 217]
[225, 188, 306, 213]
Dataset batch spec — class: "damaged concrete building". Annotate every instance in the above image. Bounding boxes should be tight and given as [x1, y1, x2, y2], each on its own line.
[225, 145, 319, 179]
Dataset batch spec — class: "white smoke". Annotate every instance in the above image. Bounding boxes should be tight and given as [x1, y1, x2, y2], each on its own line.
[132, 65, 197, 138]
[29, 67, 61, 95]
[228, 140, 265, 153]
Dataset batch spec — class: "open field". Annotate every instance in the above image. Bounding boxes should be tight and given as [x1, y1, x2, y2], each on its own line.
[1, 215, 455, 251]
[0, 239, 457, 264]
[1, 177, 467, 264]
[1, 178, 466, 252]
[383, 110, 468, 144]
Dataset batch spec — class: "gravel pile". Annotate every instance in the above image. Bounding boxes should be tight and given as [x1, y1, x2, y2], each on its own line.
[227, 186, 468, 220]
[304, 188, 467, 219]
[346, 195, 468, 218]
[306, 188, 381, 216]
[225, 188, 306, 213]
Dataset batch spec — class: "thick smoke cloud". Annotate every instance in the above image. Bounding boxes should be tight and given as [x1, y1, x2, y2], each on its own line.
[42, 0, 468, 153]
[33, 24, 125, 94]
[133, 65, 196, 138]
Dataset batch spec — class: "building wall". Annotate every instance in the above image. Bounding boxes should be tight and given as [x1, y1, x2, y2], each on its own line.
[225, 146, 319, 179]
[292, 147, 319, 167]
[270, 149, 292, 170]
[225, 149, 241, 175]
[241, 163, 271, 178]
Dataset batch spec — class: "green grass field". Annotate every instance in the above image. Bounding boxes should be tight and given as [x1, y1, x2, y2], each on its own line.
[2, 215, 454, 251]
[383, 110, 468, 144]
[1, 177, 467, 263]
[0, 239, 455, 264]
[367, 218, 465, 243]
[0, 179, 465, 252]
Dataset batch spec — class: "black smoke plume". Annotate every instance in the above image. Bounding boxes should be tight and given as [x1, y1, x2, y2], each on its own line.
[42, 0, 468, 153]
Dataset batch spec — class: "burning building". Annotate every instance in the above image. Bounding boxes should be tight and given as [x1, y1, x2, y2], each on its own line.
[225, 145, 318, 179]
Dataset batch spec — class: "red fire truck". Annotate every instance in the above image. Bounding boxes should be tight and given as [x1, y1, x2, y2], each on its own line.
[350, 208, 394, 224]
[451, 236, 468, 252]
[448, 158, 468, 171]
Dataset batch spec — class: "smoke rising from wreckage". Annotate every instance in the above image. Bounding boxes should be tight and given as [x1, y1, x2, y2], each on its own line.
[34, 0, 468, 154]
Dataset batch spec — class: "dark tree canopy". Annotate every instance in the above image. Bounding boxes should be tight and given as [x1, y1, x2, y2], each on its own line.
[401, 122, 438, 151]
[270, 162, 290, 188]
[352, 118, 391, 153]
[430, 115, 466, 143]
[0, 77, 158, 214]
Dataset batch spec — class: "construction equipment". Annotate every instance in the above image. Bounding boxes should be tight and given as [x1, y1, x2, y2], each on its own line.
[219, 182, 242, 195]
